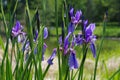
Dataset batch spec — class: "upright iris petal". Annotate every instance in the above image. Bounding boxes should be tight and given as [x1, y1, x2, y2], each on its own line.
[75, 10, 82, 21]
[68, 48, 78, 70]
[44, 27, 48, 39]
[83, 20, 88, 30]
[47, 48, 57, 65]
[69, 8, 74, 17]
[64, 32, 71, 54]
[90, 43, 96, 58]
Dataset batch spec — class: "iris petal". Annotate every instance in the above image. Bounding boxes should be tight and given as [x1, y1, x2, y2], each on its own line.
[90, 43, 96, 58]
[47, 48, 57, 65]
[64, 32, 71, 54]
[68, 23, 75, 33]
[44, 27, 48, 39]
[68, 49, 78, 70]
[75, 10, 82, 21]
[12, 21, 23, 37]
[69, 8, 74, 17]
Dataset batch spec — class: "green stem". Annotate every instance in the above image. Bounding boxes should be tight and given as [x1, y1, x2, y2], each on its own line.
[55, 0, 61, 80]
[43, 64, 50, 78]
[78, 45, 88, 80]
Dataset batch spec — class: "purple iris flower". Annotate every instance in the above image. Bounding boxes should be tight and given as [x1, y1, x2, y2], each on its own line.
[85, 23, 96, 58]
[85, 23, 96, 43]
[12, 21, 24, 37]
[47, 48, 57, 65]
[69, 8, 82, 24]
[64, 32, 71, 54]
[68, 48, 78, 70]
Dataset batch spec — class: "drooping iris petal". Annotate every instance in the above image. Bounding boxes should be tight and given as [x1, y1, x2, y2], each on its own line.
[64, 32, 71, 54]
[68, 49, 78, 70]
[42, 43, 47, 60]
[47, 48, 57, 65]
[90, 43, 96, 58]
[44, 27, 48, 39]
[68, 23, 75, 33]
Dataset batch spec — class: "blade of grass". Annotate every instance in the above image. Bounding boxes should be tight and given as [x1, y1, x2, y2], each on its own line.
[93, 20, 106, 80]
[55, 0, 61, 80]
[108, 68, 120, 80]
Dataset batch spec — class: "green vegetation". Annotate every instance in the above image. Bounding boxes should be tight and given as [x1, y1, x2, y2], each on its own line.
[0, 0, 120, 80]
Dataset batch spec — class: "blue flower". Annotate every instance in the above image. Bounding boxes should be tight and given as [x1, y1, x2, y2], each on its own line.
[47, 48, 57, 65]
[85, 23, 96, 58]
[68, 48, 78, 70]
[69, 8, 82, 24]
[12, 21, 24, 37]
